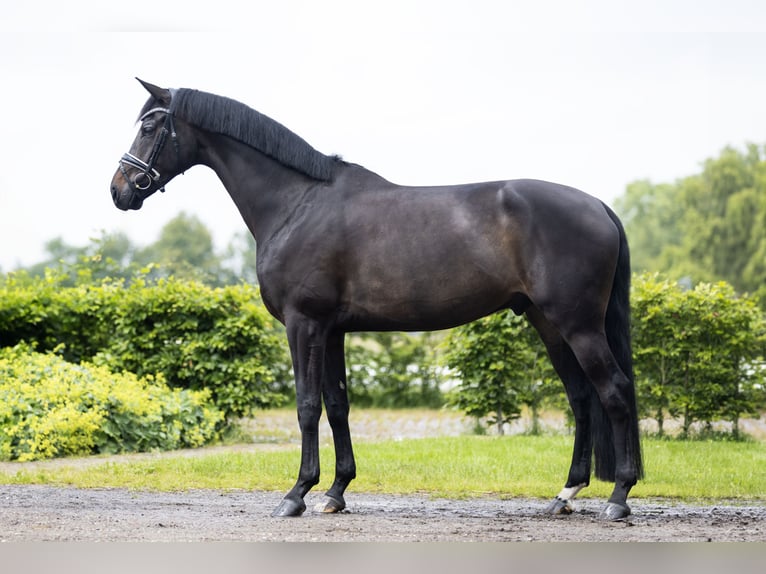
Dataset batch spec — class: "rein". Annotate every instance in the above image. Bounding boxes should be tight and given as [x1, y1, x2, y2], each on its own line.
[119, 95, 180, 196]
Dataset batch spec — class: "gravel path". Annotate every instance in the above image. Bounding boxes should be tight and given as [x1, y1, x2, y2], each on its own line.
[2, 409, 764, 542]
[1, 484, 764, 542]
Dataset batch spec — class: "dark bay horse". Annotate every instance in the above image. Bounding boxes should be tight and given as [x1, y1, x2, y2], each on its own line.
[110, 79, 643, 520]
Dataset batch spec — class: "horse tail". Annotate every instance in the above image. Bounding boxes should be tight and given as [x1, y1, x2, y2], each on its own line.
[592, 204, 644, 482]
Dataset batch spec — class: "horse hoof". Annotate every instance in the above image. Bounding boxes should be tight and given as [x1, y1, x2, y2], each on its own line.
[313, 495, 346, 514]
[545, 497, 574, 515]
[600, 502, 631, 521]
[271, 498, 306, 517]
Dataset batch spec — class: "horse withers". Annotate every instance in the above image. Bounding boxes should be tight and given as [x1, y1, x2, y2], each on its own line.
[110, 79, 643, 520]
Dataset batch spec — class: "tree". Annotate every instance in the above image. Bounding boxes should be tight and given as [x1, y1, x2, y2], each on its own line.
[613, 179, 684, 274]
[23, 232, 138, 286]
[134, 212, 232, 285]
[222, 230, 259, 285]
[444, 311, 559, 435]
[615, 143, 766, 298]
[674, 281, 766, 437]
[16, 215, 258, 287]
[631, 274, 766, 438]
[630, 275, 683, 435]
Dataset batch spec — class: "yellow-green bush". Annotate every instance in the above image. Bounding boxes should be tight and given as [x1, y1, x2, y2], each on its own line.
[0, 345, 223, 461]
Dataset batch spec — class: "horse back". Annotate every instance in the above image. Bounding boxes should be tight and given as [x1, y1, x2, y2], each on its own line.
[258, 170, 620, 331]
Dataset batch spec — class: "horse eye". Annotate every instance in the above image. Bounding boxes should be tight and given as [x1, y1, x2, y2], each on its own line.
[141, 122, 156, 135]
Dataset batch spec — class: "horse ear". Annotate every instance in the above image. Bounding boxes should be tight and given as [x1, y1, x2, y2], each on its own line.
[136, 78, 172, 105]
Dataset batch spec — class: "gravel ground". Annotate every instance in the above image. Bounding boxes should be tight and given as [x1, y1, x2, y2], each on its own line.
[1, 484, 764, 542]
[1, 409, 764, 542]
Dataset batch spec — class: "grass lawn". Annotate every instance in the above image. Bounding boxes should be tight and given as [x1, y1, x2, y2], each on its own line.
[2, 434, 764, 502]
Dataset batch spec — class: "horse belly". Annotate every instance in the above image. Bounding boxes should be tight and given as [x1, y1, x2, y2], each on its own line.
[340, 233, 521, 331]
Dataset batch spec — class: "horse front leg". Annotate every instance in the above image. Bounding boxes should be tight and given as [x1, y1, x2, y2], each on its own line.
[272, 316, 327, 517]
[314, 331, 356, 513]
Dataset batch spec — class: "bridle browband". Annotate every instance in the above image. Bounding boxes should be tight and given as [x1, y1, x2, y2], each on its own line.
[119, 91, 181, 196]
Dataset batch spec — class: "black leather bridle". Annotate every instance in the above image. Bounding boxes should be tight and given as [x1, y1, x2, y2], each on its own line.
[119, 92, 180, 196]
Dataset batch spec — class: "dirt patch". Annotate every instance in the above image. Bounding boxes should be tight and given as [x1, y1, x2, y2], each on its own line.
[1, 484, 764, 542]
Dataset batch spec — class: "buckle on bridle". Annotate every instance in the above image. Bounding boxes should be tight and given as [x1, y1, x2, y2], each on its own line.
[120, 152, 161, 189]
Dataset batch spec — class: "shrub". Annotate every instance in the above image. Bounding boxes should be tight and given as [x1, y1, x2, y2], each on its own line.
[444, 310, 561, 435]
[0, 272, 291, 420]
[0, 269, 118, 363]
[0, 345, 223, 461]
[94, 279, 290, 418]
[346, 332, 445, 408]
[632, 274, 766, 438]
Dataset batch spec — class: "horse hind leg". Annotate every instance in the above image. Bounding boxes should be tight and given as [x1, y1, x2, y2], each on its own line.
[526, 307, 594, 515]
[545, 362, 598, 516]
[565, 329, 640, 520]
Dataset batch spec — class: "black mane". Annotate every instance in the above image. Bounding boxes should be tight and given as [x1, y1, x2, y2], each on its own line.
[151, 89, 340, 181]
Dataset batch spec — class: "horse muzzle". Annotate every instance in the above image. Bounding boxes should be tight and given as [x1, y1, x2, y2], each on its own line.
[110, 172, 145, 211]
[111, 153, 167, 210]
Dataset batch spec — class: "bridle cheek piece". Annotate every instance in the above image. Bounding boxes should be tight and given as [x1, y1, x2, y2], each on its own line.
[119, 102, 180, 197]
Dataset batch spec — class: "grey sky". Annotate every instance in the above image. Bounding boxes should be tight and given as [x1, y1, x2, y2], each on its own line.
[2, 0, 765, 270]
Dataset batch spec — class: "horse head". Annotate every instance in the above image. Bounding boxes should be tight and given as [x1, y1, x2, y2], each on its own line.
[110, 79, 191, 210]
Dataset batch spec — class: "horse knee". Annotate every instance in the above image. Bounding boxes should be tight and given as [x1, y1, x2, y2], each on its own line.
[326, 405, 349, 431]
[297, 402, 322, 432]
[324, 390, 350, 429]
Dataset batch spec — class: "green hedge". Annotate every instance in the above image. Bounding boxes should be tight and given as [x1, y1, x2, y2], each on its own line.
[0, 272, 290, 419]
[0, 345, 223, 461]
[0, 271, 114, 363]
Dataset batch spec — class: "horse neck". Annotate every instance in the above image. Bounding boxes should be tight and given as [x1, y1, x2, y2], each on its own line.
[195, 131, 323, 244]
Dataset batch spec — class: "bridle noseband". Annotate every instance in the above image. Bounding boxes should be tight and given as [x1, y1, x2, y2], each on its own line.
[119, 95, 181, 196]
